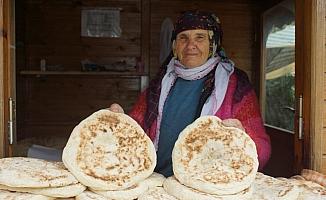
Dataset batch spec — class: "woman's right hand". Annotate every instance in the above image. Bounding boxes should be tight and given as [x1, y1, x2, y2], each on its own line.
[108, 103, 125, 113]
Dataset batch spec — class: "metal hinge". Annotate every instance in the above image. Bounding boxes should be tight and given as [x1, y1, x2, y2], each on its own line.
[8, 97, 15, 144]
[298, 94, 304, 140]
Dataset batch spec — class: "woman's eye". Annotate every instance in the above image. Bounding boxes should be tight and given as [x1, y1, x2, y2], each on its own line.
[177, 36, 187, 41]
[196, 36, 206, 41]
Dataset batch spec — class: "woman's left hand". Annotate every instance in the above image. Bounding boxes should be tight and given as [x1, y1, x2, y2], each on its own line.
[108, 103, 125, 113]
[222, 118, 245, 131]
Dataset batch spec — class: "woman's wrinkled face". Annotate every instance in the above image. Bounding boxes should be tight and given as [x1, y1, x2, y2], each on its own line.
[174, 29, 210, 68]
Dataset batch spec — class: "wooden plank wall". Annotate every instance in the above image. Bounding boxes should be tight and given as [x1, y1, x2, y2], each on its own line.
[323, 0, 326, 174]
[17, 0, 261, 139]
[17, 0, 142, 139]
[319, 0, 326, 174]
[23, 0, 141, 71]
[307, 0, 326, 174]
[304, 0, 326, 174]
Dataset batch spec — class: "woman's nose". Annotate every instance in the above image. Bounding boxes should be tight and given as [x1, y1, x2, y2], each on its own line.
[185, 39, 197, 49]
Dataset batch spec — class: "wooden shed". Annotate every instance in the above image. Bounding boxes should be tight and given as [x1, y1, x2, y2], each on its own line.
[0, 0, 325, 178]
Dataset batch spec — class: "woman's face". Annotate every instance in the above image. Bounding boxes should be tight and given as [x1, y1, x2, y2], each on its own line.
[174, 29, 210, 68]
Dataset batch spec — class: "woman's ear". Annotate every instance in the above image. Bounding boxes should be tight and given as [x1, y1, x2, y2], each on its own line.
[172, 40, 178, 59]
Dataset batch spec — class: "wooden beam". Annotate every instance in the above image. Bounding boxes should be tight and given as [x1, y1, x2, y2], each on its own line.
[141, 0, 150, 75]
[310, 0, 326, 172]
[0, 0, 5, 157]
[293, 0, 311, 174]
[0, 0, 15, 158]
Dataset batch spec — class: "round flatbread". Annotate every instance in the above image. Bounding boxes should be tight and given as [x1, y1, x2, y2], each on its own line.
[54, 199, 75, 200]
[90, 172, 165, 200]
[0, 183, 86, 198]
[287, 178, 326, 200]
[142, 172, 166, 188]
[172, 116, 258, 195]
[290, 175, 306, 181]
[163, 176, 253, 200]
[251, 172, 300, 200]
[62, 109, 156, 190]
[0, 189, 53, 200]
[0, 157, 78, 188]
[138, 187, 178, 200]
[76, 190, 109, 200]
[91, 182, 147, 200]
[301, 169, 326, 187]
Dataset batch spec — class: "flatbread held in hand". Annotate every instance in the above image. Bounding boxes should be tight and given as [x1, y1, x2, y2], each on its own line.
[172, 116, 258, 195]
[62, 109, 157, 190]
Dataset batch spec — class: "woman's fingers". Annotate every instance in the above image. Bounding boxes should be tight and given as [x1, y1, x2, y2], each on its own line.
[108, 103, 125, 113]
[222, 118, 245, 131]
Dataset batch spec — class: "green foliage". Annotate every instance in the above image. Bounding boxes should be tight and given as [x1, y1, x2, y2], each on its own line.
[265, 74, 295, 131]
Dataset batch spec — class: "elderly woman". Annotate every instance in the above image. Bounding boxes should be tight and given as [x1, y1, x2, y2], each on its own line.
[110, 10, 271, 177]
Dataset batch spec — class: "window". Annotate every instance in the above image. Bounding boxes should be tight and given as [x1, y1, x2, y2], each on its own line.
[81, 8, 121, 38]
[261, 0, 295, 132]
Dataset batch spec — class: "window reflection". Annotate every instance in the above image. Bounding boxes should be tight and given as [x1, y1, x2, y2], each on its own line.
[262, 0, 295, 132]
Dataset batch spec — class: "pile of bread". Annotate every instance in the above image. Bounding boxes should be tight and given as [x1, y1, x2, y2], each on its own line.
[0, 109, 324, 199]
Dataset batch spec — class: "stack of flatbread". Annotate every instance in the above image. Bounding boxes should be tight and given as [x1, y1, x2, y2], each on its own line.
[0, 157, 86, 199]
[251, 172, 300, 199]
[301, 169, 326, 187]
[288, 176, 326, 200]
[63, 109, 161, 199]
[274, 174, 326, 200]
[137, 186, 178, 200]
[75, 172, 169, 200]
[4, 109, 326, 199]
[251, 172, 326, 199]
[164, 116, 258, 200]
[0, 189, 53, 200]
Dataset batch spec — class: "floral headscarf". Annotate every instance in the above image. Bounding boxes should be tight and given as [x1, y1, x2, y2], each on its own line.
[171, 10, 223, 58]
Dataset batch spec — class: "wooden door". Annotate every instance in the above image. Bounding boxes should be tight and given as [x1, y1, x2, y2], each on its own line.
[1, 0, 16, 157]
[0, 0, 6, 157]
[260, 0, 308, 177]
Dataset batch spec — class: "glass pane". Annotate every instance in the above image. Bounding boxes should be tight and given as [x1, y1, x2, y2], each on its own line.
[262, 0, 295, 132]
